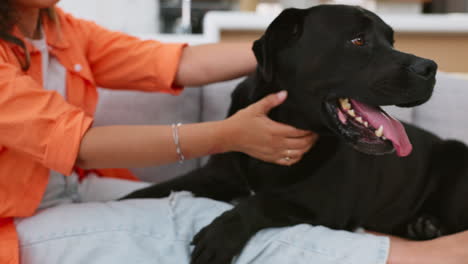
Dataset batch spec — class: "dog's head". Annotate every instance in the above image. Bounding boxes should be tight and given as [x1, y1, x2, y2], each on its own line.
[253, 5, 437, 157]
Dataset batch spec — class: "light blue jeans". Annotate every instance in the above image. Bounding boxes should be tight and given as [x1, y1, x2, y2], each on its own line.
[15, 173, 390, 264]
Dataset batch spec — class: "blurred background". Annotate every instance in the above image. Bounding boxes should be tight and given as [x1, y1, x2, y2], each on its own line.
[58, 0, 468, 34]
[57, 0, 468, 73]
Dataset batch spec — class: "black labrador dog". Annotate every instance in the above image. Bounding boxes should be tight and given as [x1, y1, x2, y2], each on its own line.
[122, 5, 468, 264]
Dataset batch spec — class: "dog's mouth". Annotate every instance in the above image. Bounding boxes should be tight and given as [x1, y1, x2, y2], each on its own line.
[324, 98, 412, 157]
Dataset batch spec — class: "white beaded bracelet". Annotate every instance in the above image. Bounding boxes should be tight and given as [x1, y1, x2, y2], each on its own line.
[171, 123, 185, 164]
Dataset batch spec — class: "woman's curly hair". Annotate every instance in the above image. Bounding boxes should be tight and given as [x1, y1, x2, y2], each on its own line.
[0, 1, 56, 70]
[0, 0, 17, 32]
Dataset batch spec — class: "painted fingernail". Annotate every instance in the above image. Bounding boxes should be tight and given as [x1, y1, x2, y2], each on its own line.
[277, 90, 287, 101]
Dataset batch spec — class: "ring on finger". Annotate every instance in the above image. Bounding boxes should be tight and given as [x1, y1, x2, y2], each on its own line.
[283, 150, 293, 162]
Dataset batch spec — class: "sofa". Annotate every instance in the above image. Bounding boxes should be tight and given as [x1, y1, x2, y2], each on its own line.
[56, 2, 468, 182]
[93, 72, 468, 182]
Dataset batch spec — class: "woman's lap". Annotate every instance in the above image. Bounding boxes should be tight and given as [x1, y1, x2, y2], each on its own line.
[16, 192, 222, 264]
[16, 190, 389, 264]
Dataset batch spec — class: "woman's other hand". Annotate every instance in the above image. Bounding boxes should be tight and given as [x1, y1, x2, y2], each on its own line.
[223, 91, 318, 166]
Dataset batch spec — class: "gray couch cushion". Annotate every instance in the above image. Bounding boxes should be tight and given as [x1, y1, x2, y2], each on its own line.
[94, 88, 202, 182]
[201, 78, 245, 122]
[413, 72, 468, 144]
[382, 106, 413, 124]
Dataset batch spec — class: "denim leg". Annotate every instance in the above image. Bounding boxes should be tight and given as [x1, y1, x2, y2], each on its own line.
[170, 192, 390, 264]
[16, 192, 230, 264]
[236, 225, 389, 264]
[16, 192, 389, 264]
[17, 197, 188, 264]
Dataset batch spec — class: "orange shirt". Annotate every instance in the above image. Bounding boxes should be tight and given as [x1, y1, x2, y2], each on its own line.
[0, 7, 186, 264]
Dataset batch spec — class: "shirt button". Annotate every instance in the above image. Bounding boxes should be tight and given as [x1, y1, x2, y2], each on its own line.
[74, 64, 82, 72]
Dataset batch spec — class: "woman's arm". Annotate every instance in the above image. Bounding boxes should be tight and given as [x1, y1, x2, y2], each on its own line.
[77, 122, 224, 169]
[174, 43, 257, 87]
[76, 91, 317, 169]
[81, 17, 253, 92]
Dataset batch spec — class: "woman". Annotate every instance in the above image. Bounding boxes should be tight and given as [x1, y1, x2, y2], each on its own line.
[1, 0, 468, 264]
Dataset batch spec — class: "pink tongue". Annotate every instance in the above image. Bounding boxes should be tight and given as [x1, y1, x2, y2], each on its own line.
[350, 99, 412, 157]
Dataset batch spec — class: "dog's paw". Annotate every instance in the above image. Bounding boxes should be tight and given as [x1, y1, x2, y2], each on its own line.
[190, 210, 249, 264]
[407, 215, 444, 240]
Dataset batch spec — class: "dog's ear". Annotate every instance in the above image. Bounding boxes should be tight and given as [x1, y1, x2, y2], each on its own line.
[253, 8, 305, 83]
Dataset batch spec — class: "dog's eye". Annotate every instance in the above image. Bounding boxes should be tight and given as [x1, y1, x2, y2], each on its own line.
[351, 37, 365, 46]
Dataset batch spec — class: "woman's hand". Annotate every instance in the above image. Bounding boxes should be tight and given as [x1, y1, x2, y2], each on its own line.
[222, 91, 318, 166]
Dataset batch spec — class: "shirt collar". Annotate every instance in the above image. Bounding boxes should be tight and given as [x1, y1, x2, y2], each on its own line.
[9, 8, 69, 53]
[42, 9, 69, 50]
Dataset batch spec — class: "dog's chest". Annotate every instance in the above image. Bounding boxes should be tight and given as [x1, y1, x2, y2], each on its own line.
[244, 150, 335, 192]
[244, 161, 299, 192]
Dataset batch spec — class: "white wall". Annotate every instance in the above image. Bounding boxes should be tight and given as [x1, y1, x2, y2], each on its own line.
[58, 0, 160, 34]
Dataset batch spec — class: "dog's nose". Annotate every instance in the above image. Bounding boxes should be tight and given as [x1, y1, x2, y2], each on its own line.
[408, 59, 437, 79]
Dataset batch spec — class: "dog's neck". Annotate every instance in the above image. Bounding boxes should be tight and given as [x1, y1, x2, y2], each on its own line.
[252, 74, 294, 126]
[252, 70, 327, 132]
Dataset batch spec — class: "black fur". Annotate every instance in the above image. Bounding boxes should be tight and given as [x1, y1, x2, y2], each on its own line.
[121, 5, 467, 264]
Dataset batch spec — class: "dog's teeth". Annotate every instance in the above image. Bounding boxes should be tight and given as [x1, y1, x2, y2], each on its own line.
[348, 110, 356, 117]
[339, 98, 351, 110]
[364, 121, 369, 127]
[382, 136, 387, 140]
[375, 125, 384, 137]
[355, 117, 363, 123]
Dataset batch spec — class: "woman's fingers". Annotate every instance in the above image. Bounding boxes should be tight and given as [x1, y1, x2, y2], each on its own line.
[269, 120, 313, 138]
[281, 149, 302, 159]
[273, 134, 319, 166]
[275, 154, 301, 166]
[282, 134, 319, 150]
[250, 90, 288, 115]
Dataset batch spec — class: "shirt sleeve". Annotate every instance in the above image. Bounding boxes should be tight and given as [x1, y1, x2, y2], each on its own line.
[75, 16, 187, 95]
[0, 56, 93, 175]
